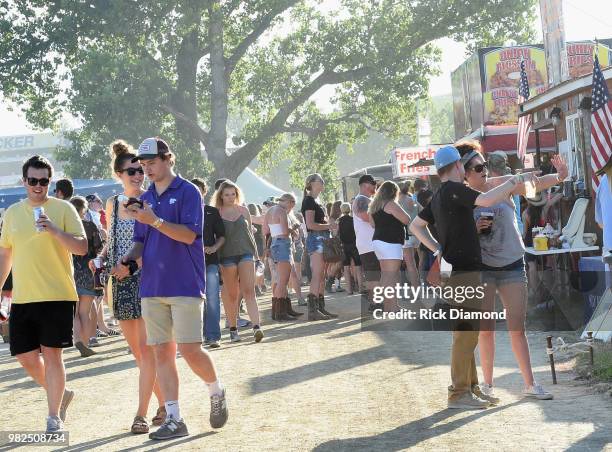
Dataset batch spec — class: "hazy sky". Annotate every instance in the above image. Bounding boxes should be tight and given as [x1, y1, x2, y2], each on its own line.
[1, 0, 611, 135]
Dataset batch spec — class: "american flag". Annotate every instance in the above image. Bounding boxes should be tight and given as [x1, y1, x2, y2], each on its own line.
[516, 59, 532, 162]
[590, 53, 612, 189]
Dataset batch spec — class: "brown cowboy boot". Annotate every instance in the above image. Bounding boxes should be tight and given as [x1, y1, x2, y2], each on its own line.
[276, 297, 292, 321]
[285, 297, 303, 317]
[307, 294, 329, 321]
[318, 295, 338, 318]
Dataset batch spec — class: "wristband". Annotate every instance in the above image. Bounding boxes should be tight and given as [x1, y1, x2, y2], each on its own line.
[433, 249, 441, 258]
[152, 217, 165, 229]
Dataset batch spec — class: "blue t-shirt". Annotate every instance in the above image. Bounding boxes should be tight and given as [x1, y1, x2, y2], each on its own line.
[596, 174, 612, 251]
[513, 194, 524, 235]
[133, 175, 205, 298]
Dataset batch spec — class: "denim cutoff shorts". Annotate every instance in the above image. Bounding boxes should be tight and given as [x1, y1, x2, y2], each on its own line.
[220, 253, 254, 267]
[305, 230, 330, 255]
[271, 237, 292, 263]
[481, 258, 527, 287]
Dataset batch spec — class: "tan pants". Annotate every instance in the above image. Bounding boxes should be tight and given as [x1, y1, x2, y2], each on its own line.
[448, 330, 480, 401]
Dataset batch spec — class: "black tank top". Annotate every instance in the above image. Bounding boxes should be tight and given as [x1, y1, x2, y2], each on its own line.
[372, 204, 405, 245]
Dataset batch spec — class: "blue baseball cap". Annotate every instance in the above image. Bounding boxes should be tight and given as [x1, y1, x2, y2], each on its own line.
[434, 146, 461, 171]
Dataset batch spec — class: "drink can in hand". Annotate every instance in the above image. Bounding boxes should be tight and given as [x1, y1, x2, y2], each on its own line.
[479, 211, 494, 235]
[33, 207, 45, 232]
[93, 258, 106, 290]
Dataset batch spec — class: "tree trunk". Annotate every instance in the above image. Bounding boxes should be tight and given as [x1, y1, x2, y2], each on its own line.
[207, 0, 230, 179]
[173, 23, 201, 160]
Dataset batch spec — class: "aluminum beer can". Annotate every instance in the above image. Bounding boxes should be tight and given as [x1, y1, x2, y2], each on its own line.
[33, 207, 45, 232]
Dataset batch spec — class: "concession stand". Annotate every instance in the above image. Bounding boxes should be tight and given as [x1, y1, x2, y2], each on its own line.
[518, 45, 612, 334]
[452, 40, 612, 332]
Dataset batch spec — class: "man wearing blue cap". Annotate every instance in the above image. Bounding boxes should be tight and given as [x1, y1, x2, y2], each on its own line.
[410, 145, 537, 409]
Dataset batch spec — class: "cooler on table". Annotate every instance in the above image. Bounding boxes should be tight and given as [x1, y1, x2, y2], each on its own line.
[578, 257, 611, 324]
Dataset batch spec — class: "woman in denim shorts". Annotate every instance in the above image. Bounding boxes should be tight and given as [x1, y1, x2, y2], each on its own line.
[214, 181, 263, 343]
[458, 140, 567, 401]
[300, 174, 338, 321]
[263, 194, 303, 321]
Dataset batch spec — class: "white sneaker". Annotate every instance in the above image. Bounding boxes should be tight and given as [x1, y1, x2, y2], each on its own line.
[479, 383, 494, 396]
[474, 384, 500, 405]
[523, 383, 553, 400]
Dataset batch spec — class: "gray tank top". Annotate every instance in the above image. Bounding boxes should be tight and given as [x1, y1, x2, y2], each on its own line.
[474, 198, 525, 267]
[219, 215, 257, 258]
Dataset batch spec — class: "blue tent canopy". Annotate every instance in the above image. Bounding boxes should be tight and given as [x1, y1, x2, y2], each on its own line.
[0, 179, 123, 210]
[0, 169, 286, 211]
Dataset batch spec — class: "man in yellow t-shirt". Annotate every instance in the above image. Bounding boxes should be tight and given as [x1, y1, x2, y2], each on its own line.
[0, 156, 87, 433]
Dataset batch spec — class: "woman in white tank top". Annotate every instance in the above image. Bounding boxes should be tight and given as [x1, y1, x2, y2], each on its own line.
[263, 193, 303, 321]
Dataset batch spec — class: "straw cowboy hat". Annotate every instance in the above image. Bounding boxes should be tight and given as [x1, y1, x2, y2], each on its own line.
[526, 192, 547, 207]
[595, 153, 612, 176]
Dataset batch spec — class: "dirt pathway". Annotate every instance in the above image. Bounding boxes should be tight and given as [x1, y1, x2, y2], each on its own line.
[0, 293, 610, 451]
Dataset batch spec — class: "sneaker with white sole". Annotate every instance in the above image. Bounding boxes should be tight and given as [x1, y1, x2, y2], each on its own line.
[210, 389, 229, 429]
[59, 389, 74, 421]
[148, 416, 189, 440]
[46, 415, 64, 433]
[207, 340, 221, 349]
[523, 383, 553, 400]
[229, 330, 241, 343]
[448, 391, 490, 410]
[473, 384, 500, 405]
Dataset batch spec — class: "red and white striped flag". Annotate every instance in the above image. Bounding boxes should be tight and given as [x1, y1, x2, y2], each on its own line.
[516, 59, 532, 162]
[590, 53, 612, 189]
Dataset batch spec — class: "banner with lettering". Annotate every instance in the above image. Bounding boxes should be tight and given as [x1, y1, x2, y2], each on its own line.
[567, 41, 611, 79]
[391, 145, 449, 178]
[482, 46, 547, 125]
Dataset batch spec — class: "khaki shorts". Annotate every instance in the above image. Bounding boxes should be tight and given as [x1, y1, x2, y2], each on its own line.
[141, 297, 203, 345]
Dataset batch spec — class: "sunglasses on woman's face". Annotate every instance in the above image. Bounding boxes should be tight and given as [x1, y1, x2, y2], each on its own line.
[119, 167, 144, 176]
[468, 163, 488, 173]
[26, 177, 50, 187]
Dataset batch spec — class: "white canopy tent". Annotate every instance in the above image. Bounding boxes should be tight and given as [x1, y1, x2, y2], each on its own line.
[236, 167, 285, 204]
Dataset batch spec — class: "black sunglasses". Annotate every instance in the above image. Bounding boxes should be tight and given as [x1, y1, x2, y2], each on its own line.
[119, 167, 144, 176]
[26, 177, 50, 187]
[468, 162, 488, 173]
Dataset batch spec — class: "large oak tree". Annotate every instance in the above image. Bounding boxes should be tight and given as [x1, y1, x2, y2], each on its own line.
[1, 0, 536, 187]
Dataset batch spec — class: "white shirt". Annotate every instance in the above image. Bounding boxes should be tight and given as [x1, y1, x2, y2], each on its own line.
[595, 174, 612, 252]
[352, 194, 374, 254]
[85, 209, 103, 230]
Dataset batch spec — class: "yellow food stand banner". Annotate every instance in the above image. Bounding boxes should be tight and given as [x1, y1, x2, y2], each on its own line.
[482, 46, 547, 125]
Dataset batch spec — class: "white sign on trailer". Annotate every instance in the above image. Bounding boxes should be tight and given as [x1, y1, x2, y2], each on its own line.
[390, 145, 448, 178]
[0, 133, 63, 152]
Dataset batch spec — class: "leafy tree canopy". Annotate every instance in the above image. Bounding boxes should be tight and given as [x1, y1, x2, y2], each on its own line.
[0, 0, 537, 192]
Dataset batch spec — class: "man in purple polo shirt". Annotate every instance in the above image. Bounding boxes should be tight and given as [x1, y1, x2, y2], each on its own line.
[113, 137, 228, 440]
